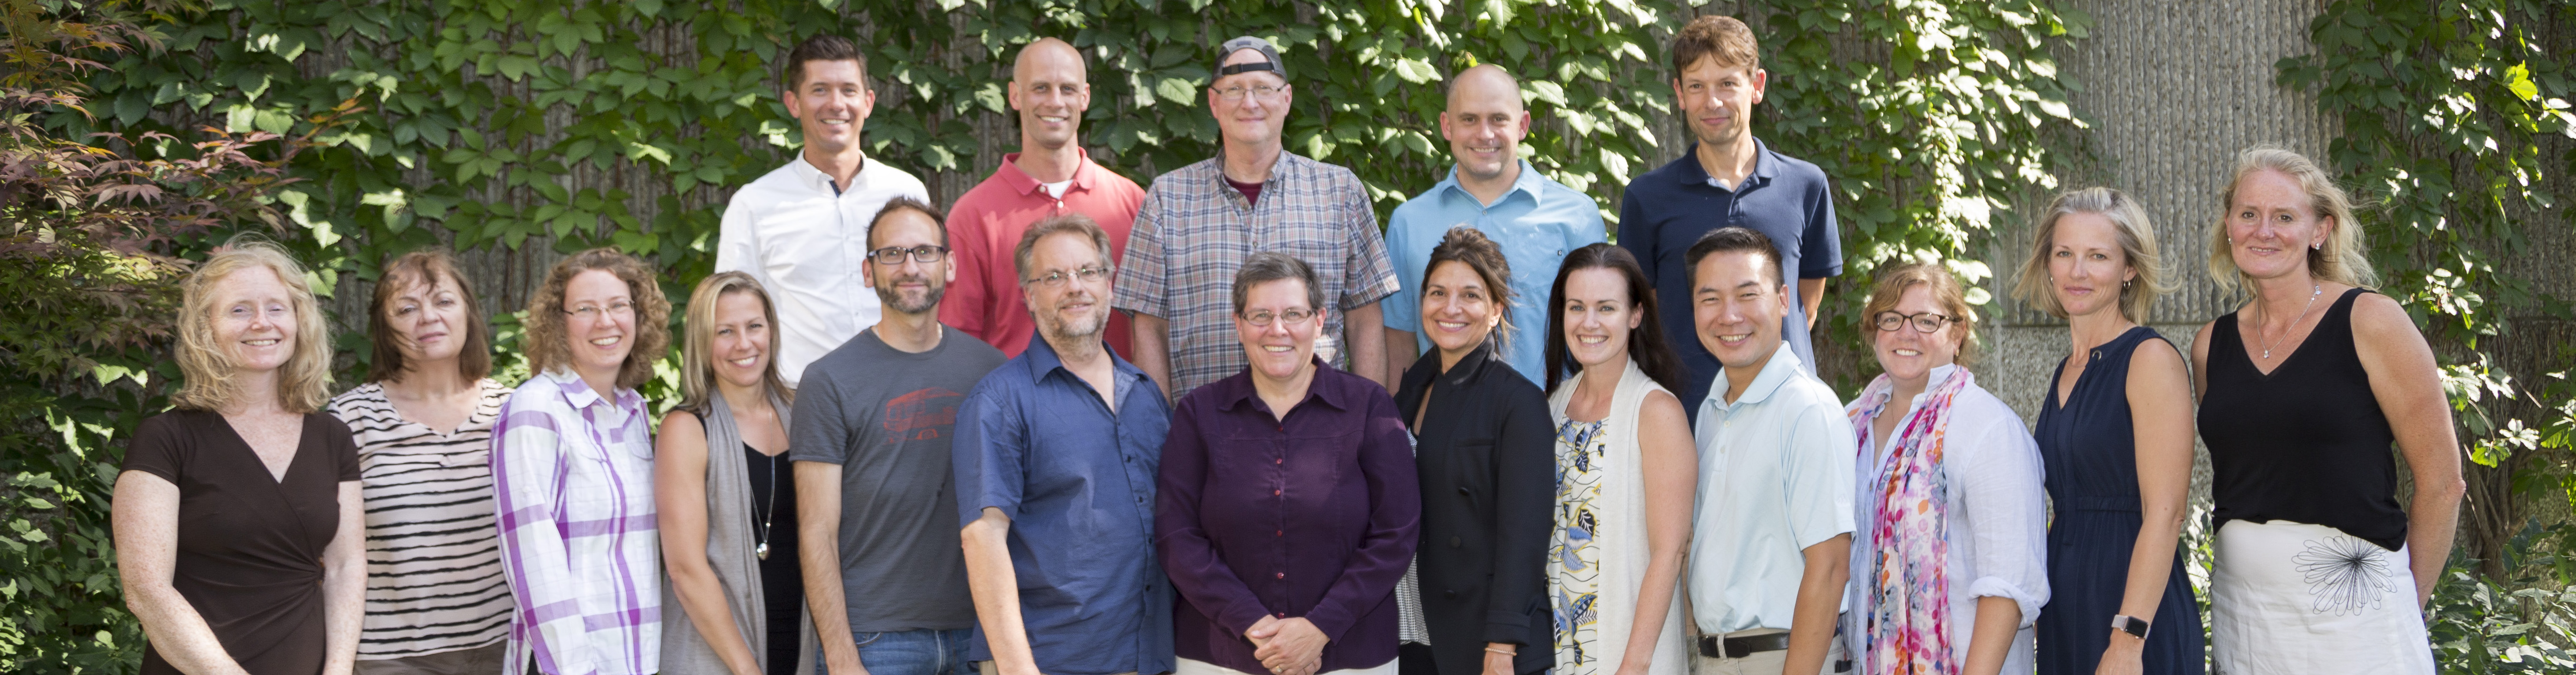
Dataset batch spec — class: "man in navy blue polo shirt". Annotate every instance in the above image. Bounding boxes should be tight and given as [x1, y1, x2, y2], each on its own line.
[1618, 15, 1842, 420]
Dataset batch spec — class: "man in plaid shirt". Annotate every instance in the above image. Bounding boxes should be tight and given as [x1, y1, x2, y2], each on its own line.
[1114, 35, 1400, 400]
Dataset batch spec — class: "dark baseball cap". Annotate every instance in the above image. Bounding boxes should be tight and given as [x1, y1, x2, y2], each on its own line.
[1216, 35, 1286, 80]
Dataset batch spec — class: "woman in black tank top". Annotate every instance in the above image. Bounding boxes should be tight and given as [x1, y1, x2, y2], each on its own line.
[2191, 147, 2461, 675]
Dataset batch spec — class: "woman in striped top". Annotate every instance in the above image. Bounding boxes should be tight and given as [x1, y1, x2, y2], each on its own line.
[325, 248, 518, 674]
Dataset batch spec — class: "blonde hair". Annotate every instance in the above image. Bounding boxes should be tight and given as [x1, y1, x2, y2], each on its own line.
[678, 272, 792, 413]
[2013, 187, 2175, 322]
[1863, 261, 1980, 368]
[173, 237, 334, 413]
[2207, 146, 2377, 294]
[522, 248, 672, 391]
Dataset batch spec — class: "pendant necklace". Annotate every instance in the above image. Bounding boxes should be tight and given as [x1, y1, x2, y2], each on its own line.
[2258, 283, 2322, 360]
[754, 448, 777, 561]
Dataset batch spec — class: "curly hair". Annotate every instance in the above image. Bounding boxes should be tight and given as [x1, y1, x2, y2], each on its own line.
[523, 248, 671, 391]
[173, 237, 334, 414]
[367, 248, 493, 384]
[1863, 261, 1981, 369]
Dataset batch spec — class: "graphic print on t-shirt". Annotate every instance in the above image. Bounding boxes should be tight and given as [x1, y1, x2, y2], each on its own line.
[882, 387, 965, 443]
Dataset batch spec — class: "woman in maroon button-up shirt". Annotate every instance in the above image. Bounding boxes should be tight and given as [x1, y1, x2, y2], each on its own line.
[1158, 253, 1423, 675]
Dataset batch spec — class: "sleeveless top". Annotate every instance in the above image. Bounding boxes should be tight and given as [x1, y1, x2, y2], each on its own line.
[2035, 326, 2164, 514]
[659, 393, 818, 675]
[1543, 359, 1688, 675]
[2200, 288, 2408, 551]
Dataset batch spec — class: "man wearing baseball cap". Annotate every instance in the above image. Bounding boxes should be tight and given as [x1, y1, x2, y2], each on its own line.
[1114, 36, 1401, 402]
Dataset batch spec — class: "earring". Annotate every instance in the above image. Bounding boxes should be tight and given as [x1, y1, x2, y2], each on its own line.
[2312, 243, 2321, 250]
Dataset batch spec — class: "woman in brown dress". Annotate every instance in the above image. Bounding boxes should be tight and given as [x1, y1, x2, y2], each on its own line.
[114, 239, 367, 675]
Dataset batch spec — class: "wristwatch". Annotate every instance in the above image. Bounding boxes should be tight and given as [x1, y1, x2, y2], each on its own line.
[2110, 614, 2151, 639]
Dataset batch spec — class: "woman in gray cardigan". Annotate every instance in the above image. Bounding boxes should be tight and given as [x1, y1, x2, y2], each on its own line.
[656, 272, 817, 675]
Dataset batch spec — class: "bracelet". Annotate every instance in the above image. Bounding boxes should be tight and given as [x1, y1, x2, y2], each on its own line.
[1484, 647, 1517, 656]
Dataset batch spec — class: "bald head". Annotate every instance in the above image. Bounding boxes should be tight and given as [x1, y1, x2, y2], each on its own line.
[1013, 37, 1085, 81]
[1010, 38, 1090, 153]
[1444, 64, 1522, 113]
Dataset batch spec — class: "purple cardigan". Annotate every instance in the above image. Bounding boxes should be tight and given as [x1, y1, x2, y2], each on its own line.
[1154, 359, 1421, 673]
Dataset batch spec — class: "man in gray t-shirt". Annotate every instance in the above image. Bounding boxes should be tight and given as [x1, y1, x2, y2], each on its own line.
[791, 197, 1006, 675]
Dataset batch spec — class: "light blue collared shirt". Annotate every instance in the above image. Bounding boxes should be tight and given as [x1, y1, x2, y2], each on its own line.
[1384, 160, 1607, 386]
[1687, 346, 1858, 634]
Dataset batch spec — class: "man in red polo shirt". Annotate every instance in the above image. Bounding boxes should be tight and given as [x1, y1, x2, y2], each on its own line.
[943, 37, 1147, 358]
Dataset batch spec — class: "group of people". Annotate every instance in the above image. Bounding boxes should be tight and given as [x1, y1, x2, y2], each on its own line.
[109, 15, 2465, 675]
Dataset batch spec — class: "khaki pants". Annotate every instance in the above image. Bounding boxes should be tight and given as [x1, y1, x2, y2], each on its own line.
[1686, 628, 1843, 675]
[358, 642, 509, 675]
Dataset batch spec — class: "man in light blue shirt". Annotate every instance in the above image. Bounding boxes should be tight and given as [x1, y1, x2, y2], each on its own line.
[1685, 227, 1855, 675]
[1383, 64, 1606, 386]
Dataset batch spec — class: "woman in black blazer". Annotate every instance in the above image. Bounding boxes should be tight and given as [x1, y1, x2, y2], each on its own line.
[1391, 228, 1554, 675]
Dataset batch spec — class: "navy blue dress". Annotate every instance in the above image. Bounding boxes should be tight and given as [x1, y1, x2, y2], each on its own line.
[2033, 326, 2205, 675]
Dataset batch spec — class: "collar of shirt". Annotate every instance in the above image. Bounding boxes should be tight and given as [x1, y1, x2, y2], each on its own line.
[1433, 159, 1548, 210]
[539, 367, 642, 424]
[993, 149, 1098, 198]
[1675, 137, 1782, 190]
[1704, 344, 1807, 412]
[1398, 340, 1506, 394]
[1206, 147, 1304, 209]
[1019, 331, 1151, 401]
[1212, 356, 1359, 417]
[787, 152, 871, 195]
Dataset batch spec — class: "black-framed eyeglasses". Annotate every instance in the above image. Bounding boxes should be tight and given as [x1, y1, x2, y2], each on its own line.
[1239, 307, 1316, 327]
[1212, 84, 1285, 102]
[1022, 266, 1110, 288]
[869, 245, 950, 265]
[1872, 311, 1955, 333]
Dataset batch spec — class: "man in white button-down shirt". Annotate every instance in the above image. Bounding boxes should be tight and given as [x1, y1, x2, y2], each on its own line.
[717, 34, 931, 386]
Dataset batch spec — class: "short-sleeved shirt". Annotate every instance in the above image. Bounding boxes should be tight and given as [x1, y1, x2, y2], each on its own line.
[1384, 161, 1607, 386]
[1687, 347, 1857, 634]
[942, 150, 1146, 360]
[1617, 140, 1842, 423]
[1112, 149, 1401, 398]
[788, 327, 1005, 632]
[952, 335, 1176, 675]
[715, 155, 933, 387]
[121, 410, 362, 675]
[325, 381, 516, 659]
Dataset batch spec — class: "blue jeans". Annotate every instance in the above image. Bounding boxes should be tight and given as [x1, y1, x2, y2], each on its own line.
[819, 628, 973, 675]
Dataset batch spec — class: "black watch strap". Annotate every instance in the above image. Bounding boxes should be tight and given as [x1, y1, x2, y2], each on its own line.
[2111, 614, 2151, 639]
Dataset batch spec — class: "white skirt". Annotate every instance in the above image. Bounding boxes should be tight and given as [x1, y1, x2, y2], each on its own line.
[2210, 520, 2436, 675]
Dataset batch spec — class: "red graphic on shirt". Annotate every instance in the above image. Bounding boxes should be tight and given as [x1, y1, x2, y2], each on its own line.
[883, 388, 966, 442]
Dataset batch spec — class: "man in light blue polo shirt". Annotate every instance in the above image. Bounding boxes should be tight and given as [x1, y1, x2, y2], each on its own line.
[1684, 227, 1854, 675]
[1383, 64, 1606, 386]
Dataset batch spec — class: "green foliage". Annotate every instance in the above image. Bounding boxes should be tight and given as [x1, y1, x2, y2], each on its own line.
[2430, 520, 2576, 673]
[2279, 0, 2576, 498]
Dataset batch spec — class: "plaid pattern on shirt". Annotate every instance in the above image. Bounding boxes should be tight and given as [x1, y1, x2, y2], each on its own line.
[1112, 150, 1399, 398]
[490, 369, 661, 675]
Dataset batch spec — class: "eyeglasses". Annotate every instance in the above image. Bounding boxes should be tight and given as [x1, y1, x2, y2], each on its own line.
[870, 245, 950, 265]
[1212, 84, 1285, 102]
[1239, 307, 1316, 327]
[1023, 266, 1110, 288]
[565, 300, 635, 321]
[1872, 311, 1956, 333]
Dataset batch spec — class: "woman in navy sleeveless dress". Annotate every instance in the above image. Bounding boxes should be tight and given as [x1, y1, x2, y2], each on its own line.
[2012, 187, 2202, 675]
[2034, 327, 2204, 674]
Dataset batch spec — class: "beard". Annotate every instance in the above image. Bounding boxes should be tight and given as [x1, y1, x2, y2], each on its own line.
[1037, 301, 1109, 345]
[874, 274, 947, 315]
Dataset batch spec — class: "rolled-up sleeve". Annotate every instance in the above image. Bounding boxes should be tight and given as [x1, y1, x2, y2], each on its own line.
[491, 403, 597, 675]
[952, 385, 1028, 527]
[1953, 394, 2049, 628]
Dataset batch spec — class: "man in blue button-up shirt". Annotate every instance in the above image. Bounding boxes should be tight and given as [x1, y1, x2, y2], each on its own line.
[1384, 64, 1607, 387]
[955, 214, 1176, 675]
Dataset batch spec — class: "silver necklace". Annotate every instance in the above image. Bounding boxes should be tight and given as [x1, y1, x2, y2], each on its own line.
[753, 448, 777, 561]
[2257, 284, 2322, 360]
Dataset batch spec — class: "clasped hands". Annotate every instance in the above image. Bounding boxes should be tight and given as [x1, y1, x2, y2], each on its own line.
[1245, 616, 1327, 675]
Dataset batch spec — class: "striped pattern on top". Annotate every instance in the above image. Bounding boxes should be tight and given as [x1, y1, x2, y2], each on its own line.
[326, 379, 516, 660]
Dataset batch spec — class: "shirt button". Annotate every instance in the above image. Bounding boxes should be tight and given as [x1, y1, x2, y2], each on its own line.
[1276, 572, 1285, 579]
[1273, 489, 1282, 496]
[1275, 458, 1282, 464]
[1449, 536, 1462, 548]
[1275, 530, 1284, 537]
